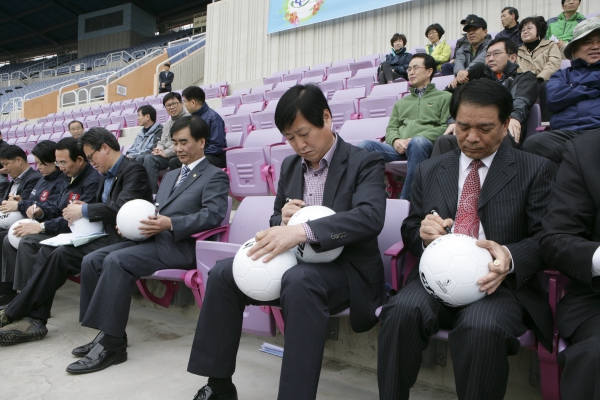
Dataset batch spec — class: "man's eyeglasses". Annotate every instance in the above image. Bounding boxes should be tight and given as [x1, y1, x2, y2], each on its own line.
[164, 101, 181, 109]
[55, 161, 68, 167]
[406, 65, 425, 73]
[485, 51, 508, 59]
[86, 149, 98, 162]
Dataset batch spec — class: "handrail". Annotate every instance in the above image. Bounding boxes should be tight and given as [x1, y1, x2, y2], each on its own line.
[168, 37, 191, 47]
[0, 97, 23, 115]
[23, 78, 76, 101]
[0, 73, 8, 82]
[93, 50, 135, 69]
[155, 39, 206, 74]
[106, 48, 163, 86]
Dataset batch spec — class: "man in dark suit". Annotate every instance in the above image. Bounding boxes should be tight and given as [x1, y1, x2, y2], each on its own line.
[187, 84, 387, 400]
[540, 132, 600, 400]
[0, 128, 152, 345]
[65, 115, 229, 374]
[0, 129, 11, 198]
[158, 63, 174, 93]
[0, 145, 41, 204]
[378, 79, 554, 400]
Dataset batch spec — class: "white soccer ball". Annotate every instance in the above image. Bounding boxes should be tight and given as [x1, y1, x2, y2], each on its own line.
[70, 218, 104, 236]
[419, 234, 492, 307]
[0, 211, 24, 230]
[8, 219, 32, 248]
[116, 199, 156, 241]
[232, 238, 298, 301]
[287, 205, 344, 263]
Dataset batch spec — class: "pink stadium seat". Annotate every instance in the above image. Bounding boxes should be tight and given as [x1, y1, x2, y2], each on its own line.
[431, 75, 454, 91]
[221, 88, 251, 108]
[263, 70, 288, 85]
[369, 81, 409, 98]
[346, 67, 378, 94]
[106, 123, 122, 138]
[24, 125, 35, 137]
[203, 87, 221, 99]
[16, 136, 28, 149]
[46, 114, 56, 123]
[223, 102, 266, 147]
[81, 108, 93, 118]
[33, 124, 44, 136]
[211, 81, 229, 98]
[300, 75, 324, 85]
[312, 62, 332, 70]
[43, 122, 56, 134]
[110, 114, 126, 126]
[284, 66, 310, 79]
[112, 104, 125, 112]
[50, 132, 64, 142]
[156, 109, 169, 124]
[101, 104, 113, 114]
[98, 113, 111, 127]
[268, 143, 296, 194]
[304, 69, 325, 79]
[242, 84, 274, 104]
[337, 117, 390, 146]
[123, 112, 138, 128]
[318, 71, 353, 100]
[251, 100, 279, 130]
[283, 72, 303, 82]
[148, 97, 162, 106]
[265, 80, 297, 102]
[359, 95, 398, 119]
[21, 135, 39, 153]
[15, 125, 26, 138]
[6, 138, 17, 145]
[6, 125, 18, 138]
[38, 133, 52, 142]
[90, 105, 104, 115]
[135, 101, 150, 109]
[72, 111, 84, 119]
[326, 65, 350, 76]
[332, 58, 354, 67]
[214, 106, 237, 118]
[328, 87, 366, 131]
[358, 53, 381, 66]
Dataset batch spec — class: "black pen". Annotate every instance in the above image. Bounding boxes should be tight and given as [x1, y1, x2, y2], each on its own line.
[286, 198, 305, 208]
[431, 209, 452, 234]
[154, 203, 159, 220]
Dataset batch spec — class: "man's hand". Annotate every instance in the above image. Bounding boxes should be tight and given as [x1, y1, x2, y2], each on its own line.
[393, 138, 411, 155]
[0, 200, 19, 213]
[557, 40, 566, 50]
[420, 214, 453, 247]
[447, 78, 459, 89]
[161, 83, 165, 88]
[281, 199, 305, 225]
[444, 123, 456, 135]
[152, 148, 167, 158]
[476, 240, 511, 295]
[13, 221, 42, 237]
[26, 204, 43, 219]
[247, 225, 307, 263]
[63, 202, 84, 223]
[138, 215, 172, 238]
[508, 119, 522, 143]
[456, 70, 469, 84]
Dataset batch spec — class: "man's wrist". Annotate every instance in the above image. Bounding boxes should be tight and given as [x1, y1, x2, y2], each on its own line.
[39, 223, 45, 233]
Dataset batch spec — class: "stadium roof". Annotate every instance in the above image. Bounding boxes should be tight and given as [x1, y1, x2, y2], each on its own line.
[0, 0, 212, 55]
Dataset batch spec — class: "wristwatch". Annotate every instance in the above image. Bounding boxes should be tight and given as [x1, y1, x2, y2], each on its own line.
[40, 223, 45, 233]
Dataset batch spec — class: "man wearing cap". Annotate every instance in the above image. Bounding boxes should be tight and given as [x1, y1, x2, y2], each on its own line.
[522, 19, 600, 168]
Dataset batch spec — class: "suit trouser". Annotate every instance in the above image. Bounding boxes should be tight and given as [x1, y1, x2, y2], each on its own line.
[522, 128, 600, 165]
[187, 258, 350, 400]
[378, 278, 527, 400]
[2, 233, 53, 290]
[143, 155, 172, 194]
[79, 239, 188, 337]
[5, 237, 112, 323]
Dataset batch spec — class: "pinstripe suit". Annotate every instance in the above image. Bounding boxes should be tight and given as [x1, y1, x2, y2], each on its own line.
[378, 143, 554, 400]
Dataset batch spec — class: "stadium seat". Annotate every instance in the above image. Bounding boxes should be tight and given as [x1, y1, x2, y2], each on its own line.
[337, 117, 390, 146]
[357, 53, 381, 66]
[123, 112, 138, 128]
[24, 124, 35, 137]
[22, 135, 39, 153]
[263, 70, 289, 85]
[156, 109, 169, 124]
[43, 122, 55, 135]
[304, 68, 326, 79]
[560, 60, 571, 70]
[15, 125, 26, 138]
[101, 104, 113, 114]
[203, 86, 221, 99]
[214, 106, 237, 118]
[106, 123, 122, 138]
[112, 104, 125, 112]
[358, 95, 398, 119]
[326, 65, 350, 76]
[432, 75, 454, 91]
[90, 105, 104, 115]
[526, 104, 542, 141]
[300, 75, 324, 85]
[223, 102, 265, 147]
[283, 66, 310, 82]
[346, 67, 378, 95]
[331, 58, 355, 68]
[328, 87, 365, 131]
[268, 143, 296, 194]
[148, 97, 163, 106]
[72, 111, 84, 119]
[242, 84, 274, 104]
[264, 80, 297, 102]
[221, 88, 251, 107]
[369, 81, 409, 98]
[212, 81, 229, 97]
[27, 154, 36, 169]
[251, 99, 279, 130]
[110, 113, 126, 126]
[349, 60, 375, 73]
[318, 71, 353, 100]
[97, 113, 111, 127]
[50, 131, 64, 142]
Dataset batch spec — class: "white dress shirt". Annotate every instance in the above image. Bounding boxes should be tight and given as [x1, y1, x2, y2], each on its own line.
[175, 156, 205, 187]
[592, 248, 600, 277]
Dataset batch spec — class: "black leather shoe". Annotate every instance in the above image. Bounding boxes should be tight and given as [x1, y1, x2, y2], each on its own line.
[71, 332, 128, 357]
[193, 385, 238, 400]
[0, 292, 17, 307]
[66, 343, 127, 374]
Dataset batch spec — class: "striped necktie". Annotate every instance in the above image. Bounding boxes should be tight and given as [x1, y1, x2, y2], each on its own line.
[172, 165, 190, 193]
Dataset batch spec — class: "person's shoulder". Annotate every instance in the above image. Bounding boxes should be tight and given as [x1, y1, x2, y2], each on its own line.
[509, 145, 552, 171]
[546, 16, 560, 24]
[121, 157, 148, 175]
[202, 161, 229, 180]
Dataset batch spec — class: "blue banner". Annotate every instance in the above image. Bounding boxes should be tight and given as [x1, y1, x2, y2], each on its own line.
[268, 0, 412, 34]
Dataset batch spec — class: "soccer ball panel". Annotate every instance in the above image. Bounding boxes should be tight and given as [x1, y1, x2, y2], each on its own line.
[447, 256, 479, 284]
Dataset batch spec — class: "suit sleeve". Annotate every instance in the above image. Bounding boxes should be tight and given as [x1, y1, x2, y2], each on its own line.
[164, 72, 174, 85]
[44, 178, 101, 234]
[400, 161, 428, 258]
[540, 140, 600, 290]
[511, 72, 540, 126]
[269, 161, 288, 227]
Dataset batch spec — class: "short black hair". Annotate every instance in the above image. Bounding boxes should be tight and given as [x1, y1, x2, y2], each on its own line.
[488, 37, 519, 55]
[31, 140, 58, 165]
[502, 7, 519, 22]
[170, 115, 210, 141]
[68, 120, 84, 130]
[0, 145, 27, 162]
[182, 86, 206, 103]
[162, 92, 182, 106]
[409, 54, 437, 82]
[450, 79, 513, 124]
[137, 105, 157, 123]
[164, 63, 171, 67]
[390, 33, 407, 47]
[56, 137, 87, 162]
[79, 127, 121, 152]
[561, 0, 580, 5]
[425, 24, 445, 38]
[274, 84, 332, 133]
[518, 16, 548, 39]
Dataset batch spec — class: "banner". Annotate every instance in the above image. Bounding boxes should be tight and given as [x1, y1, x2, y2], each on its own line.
[268, 0, 412, 34]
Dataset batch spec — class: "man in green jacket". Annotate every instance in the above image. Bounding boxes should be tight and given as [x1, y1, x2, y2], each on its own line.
[358, 54, 451, 200]
[546, 0, 586, 51]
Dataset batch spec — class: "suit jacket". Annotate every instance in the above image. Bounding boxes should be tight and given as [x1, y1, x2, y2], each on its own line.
[540, 132, 600, 337]
[2, 168, 42, 202]
[159, 71, 174, 92]
[401, 143, 554, 350]
[154, 158, 229, 267]
[270, 137, 388, 333]
[87, 157, 153, 244]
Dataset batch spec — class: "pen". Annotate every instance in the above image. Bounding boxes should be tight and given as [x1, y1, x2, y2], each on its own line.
[154, 203, 159, 220]
[32, 201, 37, 221]
[431, 209, 452, 234]
[286, 198, 306, 208]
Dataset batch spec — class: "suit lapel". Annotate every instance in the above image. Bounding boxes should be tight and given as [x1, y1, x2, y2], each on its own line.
[322, 138, 348, 208]
[162, 158, 209, 207]
[107, 157, 129, 200]
[478, 144, 516, 210]
[437, 150, 460, 218]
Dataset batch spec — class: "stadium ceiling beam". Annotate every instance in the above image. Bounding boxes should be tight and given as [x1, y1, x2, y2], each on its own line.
[156, 0, 208, 19]
[0, 9, 59, 46]
[0, 18, 77, 46]
[51, 0, 83, 16]
[0, 3, 56, 24]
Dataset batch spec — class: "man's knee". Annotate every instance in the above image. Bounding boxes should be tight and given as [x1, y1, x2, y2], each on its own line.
[280, 265, 325, 298]
[382, 288, 433, 324]
[357, 140, 377, 151]
[522, 132, 544, 154]
[207, 259, 235, 286]
[408, 136, 432, 150]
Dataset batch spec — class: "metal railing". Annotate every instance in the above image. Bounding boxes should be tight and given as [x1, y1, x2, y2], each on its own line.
[93, 51, 135, 69]
[107, 48, 163, 86]
[0, 97, 23, 118]
[155, 38, 205, 75]
[23, 78, 76, 101]
[60, 84, 105, 107]
[167, 33, 206, 48]
[9, 71, 29, 84]
[0, 73, 8, 82]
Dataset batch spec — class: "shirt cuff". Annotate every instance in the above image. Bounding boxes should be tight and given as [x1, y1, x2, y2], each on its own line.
[502, 245, 515, 274]
[82, 204, 88, 219]
[592, 246, 600, 277]
[302, 223, 319, 244]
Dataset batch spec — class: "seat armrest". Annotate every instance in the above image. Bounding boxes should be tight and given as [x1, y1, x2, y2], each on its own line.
[192, 225, 230, 241]
[384, 240, 404, 257]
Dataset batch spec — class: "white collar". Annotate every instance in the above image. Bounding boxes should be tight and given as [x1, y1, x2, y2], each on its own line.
[181, 156, 205, 173]
[459, 150, 497, 173]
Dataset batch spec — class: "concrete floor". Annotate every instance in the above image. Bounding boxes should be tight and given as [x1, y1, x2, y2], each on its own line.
[0, 281, 457, 400]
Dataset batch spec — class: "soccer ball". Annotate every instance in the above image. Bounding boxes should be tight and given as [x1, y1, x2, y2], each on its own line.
[232, 238, 298, 301]
[116, 199, 156, 241]
[8, 219, 32, 248]
[70, 218, 104, 236]
[287, 205, 344, 263]
[419, 234, 492, 307]
[0, 211, 24, 230]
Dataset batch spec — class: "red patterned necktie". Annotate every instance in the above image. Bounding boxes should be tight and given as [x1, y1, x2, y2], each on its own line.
[454, 159, 483, 239]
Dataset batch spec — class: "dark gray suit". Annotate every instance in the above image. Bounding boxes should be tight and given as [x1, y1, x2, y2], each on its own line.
[378, 143, 554, 400]
[78, 158, 229, 337]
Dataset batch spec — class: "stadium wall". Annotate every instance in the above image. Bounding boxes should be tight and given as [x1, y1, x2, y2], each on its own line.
[23, 83, 79, 120]
[204, 0, 595, 84]
[106, 52, 169, 103]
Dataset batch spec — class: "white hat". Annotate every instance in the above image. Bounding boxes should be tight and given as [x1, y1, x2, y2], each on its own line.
[564, 18, 600, 60]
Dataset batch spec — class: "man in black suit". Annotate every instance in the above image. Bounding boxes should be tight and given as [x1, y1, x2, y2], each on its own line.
[0, 129, 11, 198]
[187, 84, 387, 400]
[540, 132, 600, 400]
[0, 128, 152, 345]
[0, 145, 41, 204]
[66, 116, 229, 374]
[377, 79, 554, 400]
[158, 63, 174, 93]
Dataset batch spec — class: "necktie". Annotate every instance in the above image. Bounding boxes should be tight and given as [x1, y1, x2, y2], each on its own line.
[454, 159, 483, 239]
[172, 165, 190, 193]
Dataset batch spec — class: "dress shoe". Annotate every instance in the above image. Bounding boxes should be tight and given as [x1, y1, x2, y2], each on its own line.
[71, 332, 128, 357]
[193, 384, 238, 400]
[0, 310, 9, 328]
[66, 343, 127, 374]
[0, 292, 17, 307]
[0, 316, 48, 346]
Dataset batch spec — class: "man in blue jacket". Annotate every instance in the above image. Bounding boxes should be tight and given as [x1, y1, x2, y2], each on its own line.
[125, 105, 163, 162]
[522, 19, 600, 167]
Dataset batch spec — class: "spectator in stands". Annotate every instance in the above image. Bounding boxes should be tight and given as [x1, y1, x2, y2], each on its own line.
[522, 18, 600, 166]
[447, 16, 493, 89]
[171, 86, 226, 170]
[358, 54, 451, 200]
[432, 37, 540, 155]
[517, 17, 562, 82]
[158, 63, 174, 94]
[0, 146, 41, 204]
[378, 79, 554, 400]
[378, 33, 412, 84]
[546, 0, 586, 50]
[187, 84, 386, 400]
[68, 120, 85, 139]
[67, 116, 229, 375]
[1, 137, 99, 296]
[0, 130, 10, 198]
[0, 128, 152, 346]
[143, 92, 190, 195]
[496, 7, 523, 46]
[425, 24, 451, 71]
[440, 16, 473, 76]
[540, 132, 600, 400]
[125, 105, 163, 162]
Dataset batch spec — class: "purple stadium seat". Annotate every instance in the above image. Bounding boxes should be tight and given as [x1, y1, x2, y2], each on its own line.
[135, 100, 149, 109]
[16, 136, 28, 150]
[97, 113, 111, 127]
[242, 84, 274, 104]
[148, 97, 162, 106]
[268, 143, 296, 194]
[251, 100, 279, 130]
[312, 62, 332, 70]
[203, 87, 221, 99]
[431, 75, 454, 91]
[72, 111, 84, 119]
[212, 81, 229, 97]
[15, 125, 26, 138]
[300, 75, 324, 85]
[6, 138, 17, 145]
[42, 122, 54, 135]
[6, 125, 18, 138]
[304, 69, 326, 79]
[24, 125, 35, 137]
[112, 104, 125, 113]
[101, 104, 113, 114]
[265, 80, 297, 102]
[81, 108, 93, 118]
[326, 65, 350, 76]
[346, 66, 378, 94]
[22, 135, 39, 153]
[263, 70, 289, 85]
[122, 99, 134, 104]
[50, 132, 64, 142]
[223, 102, 266, 147]
[123, 103, 137, 111]
[332, 58, 355, 67]
[359, 95, 398, 119]
[37, 133, 52, 142]
[358, 53, 381, 66]
[560, 60, 571, 70]
[283, 66, 310, 82]
[110, 114, 126, 126]
[221, 88, 251, 108]
[338, 117, 390, 146]
[90, 105, 104, 115]
[156, 109, 169, 124]
[123, 112, 138, 128]
[327, 87, 366, 131]
[318, 71, 353, 100]
[214, 106, 237, 118]
[526, 104, 542, 141]
[369, 81, 409, 98]
[27, 154, 36, 169]
[106, 123, 122, 138]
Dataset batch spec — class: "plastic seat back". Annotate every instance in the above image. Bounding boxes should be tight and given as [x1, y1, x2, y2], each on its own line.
[338, 117, 390, 145]
[370, 81, 409, 98]
[431, 75, 454, 91]
[359, 95, 398, 119]
[242, 84, 274, 104]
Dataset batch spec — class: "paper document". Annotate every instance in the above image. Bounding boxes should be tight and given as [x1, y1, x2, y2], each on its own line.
[259, 342, 284, 358]
[40, 232, 107, 247]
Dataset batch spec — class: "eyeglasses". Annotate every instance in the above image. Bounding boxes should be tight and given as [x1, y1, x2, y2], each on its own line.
[485, 51, 508, 58]
[86, 149, 98, 162]
[55, 161, 68, 167]
[406, 65, 425, 73]
[164, 101, 181, 109]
